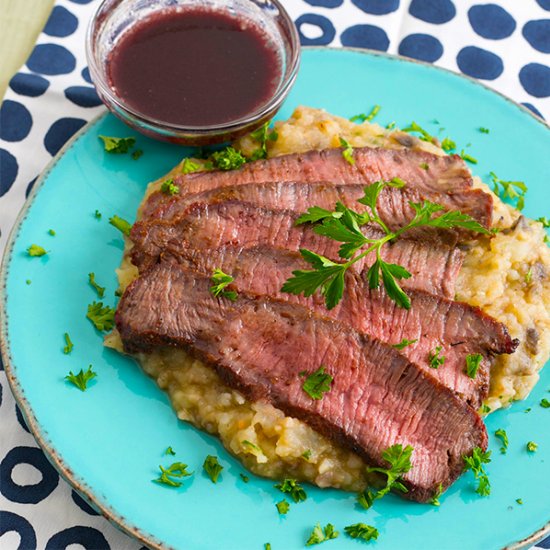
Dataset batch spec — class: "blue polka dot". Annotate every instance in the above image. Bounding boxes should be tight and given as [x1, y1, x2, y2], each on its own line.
[46, 527, 110, 550]
[44, 118, 87, 156]
[398, 33, 443, 62]
[43, 6, 78, 38]
[26, 44, 76, 76]
[26, 177, 37, 198]
[295, 14, 335, 46]
[409, 0, 456, 24]
[456, 46, 503, 80]
[81, 67, 92, 84]
[304, 0, 343, 6]
[0, 100, 32, 142]
[523, 20, 550, 53]
[351, 0, 400, 15]
[0, 149, 18, 197]
[522, 102, 545, 120]
[536, 0, 550, 10]
[9, 73, 50, 97]
[0, 447, 59, 504]
[64, 86, 102, 107]
[68, 0, 94, 3]
[0, 353, 3, 370]
[71, 490, 100, 516]
[341, 24, 390, 51]
[0, 511, 37, 550]
[468, 4, 516, 40]
[519, 63, 550, 98]
[0, 381, 2, 407]
[15, 405, 30, 433]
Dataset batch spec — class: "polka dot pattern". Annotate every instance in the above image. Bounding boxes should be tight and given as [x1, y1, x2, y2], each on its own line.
[457, 45, 504, 80]
[304, 0, 343, 7]
[522, 19, 550, 53]
[27, 44, 76, 75]
[0, 100, 33, 142]
[468, 4, 516, 39]
[351, 0, 400, 15]
[45, 526, 110, 549]
[399, 33, 443, 62]
[295, 14, 336, 46]
[0, 511, 37, 550]
[340, 24, 390, 51]
[64, 86, 102, 107]
[519, 63, 550, 97]
[409, 0, 456, 24]
[43, 6, 78, 38]
[9, 73, 50, 97]
[0, 149, 18, 197]
[44, 117, 87, 156]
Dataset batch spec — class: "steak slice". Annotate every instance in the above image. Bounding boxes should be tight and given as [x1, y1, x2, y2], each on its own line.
[169, 245, 518, 407]
[140, 146, 475, 221]
[116, 264, 488, 502]
[130, 201, 464, 298]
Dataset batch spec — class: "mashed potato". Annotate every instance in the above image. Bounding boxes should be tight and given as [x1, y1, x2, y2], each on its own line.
[107, 106, 550, 490]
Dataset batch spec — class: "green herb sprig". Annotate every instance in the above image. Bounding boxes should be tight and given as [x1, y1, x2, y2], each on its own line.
[65, 365, 96, 391]
[490, 172, 527, 211]
[466, 353, 483, 379]
[344, 523, 379, 542]
[99, 135, 136, 154]
[86, 301, 115, 332]
[203, 455, 223, 483]
[109, 215, 132, 236]
[463, 447, 491, 496]
[495, 429, 508, 454]
[393, 338, 418, 350]
[27, 244, 47, 257]
[63, 332, 74, 354]
[153, 462, 192, 488]
[210, 269, 238, 301]
[275, 479, 307, 503]
[350, 105, 381, 123]
[249, 121, 278, 160]
[88, 272, 105, 298]
[306, 523, 339, 546]
[301, 366, 333, 400]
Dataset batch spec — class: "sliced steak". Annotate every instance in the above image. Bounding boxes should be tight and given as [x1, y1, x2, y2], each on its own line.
[116, 264, 488, 502]
[140, 146, 476, 221]
[170, 245, 518, 407]
[130, 201, 464, 298]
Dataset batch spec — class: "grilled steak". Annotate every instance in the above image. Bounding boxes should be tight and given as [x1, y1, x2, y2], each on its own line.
[140, 146, 476, 221]
[168, 245, 518, 407]
[130, 201, 464, 298]
[116, 264, 488, 502]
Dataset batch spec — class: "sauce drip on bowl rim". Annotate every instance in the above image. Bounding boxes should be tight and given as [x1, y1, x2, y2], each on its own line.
[106, 7, 283, 127]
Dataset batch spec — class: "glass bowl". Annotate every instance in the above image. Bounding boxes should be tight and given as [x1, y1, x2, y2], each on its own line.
[86, 0, 300, 146]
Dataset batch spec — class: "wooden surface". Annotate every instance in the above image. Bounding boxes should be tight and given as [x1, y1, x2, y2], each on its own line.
[0, 0, 54, 100]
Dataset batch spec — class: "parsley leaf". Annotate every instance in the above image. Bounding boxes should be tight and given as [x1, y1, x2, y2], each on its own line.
[94, 210, 102, 220]
[466, 353, 483, 379]
[428, 346, 445, 369]
[479, 127, 490, 134]
[99, 135, 136, 154]
[302, 450, 312, 460]
[210, 268, 238, 301]
[264, 544, 271, 550]
[526, 441, 537, 452]
[540, 398, 550, 408]
[393, 338, 418, 350]
[463, 447, 491, 496]
[203, 455, 223, 483]
[86, 301, 115, 332]
[63, 332, 74, 354]
[402, 121, 435, 143]
[109, 215, 132, 236]
[536, 216, 549, 228]
[339, 137, 355, 165]
[490, 172, 527, 211]
[275, 479, 307, 503]
[276, 499, 290, 515]
[27, 244, 47, 257]
[430, 483, 443, 506]
[480, 404, 491, 414]
[350, 104, 381, 123]
[65, 365, 96, 391]
[48, 229, 56, 236]
[441, 137, 456, 152]
[88, 272, 105, 298]
[460, 150, 478, 164]
[240, 474, 250, 483]
[344, 523, 379, 542]
[182, 158, 201, 174]
[516, 498, 523, 505]
[153, 462, 192, 488]
[306, 523, 339, 546]
[211, 146, 247, 171]
[131, 149, 143, 160]
[164, 446, 176, 456]
[249, 120, 277, 160]
[495, 429, 509, 454]
[302, 366, 333, 400]
[161, 179, 180, 196]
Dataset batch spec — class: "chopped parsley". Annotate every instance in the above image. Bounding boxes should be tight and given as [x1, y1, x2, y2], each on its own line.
[490, 172, 527, 211]
[94, 210, 102, 220]
[249, 120, 278, 160]
[181, 158, 201, 174]
[536, 216, 549, 228]
[516, 498, 523, 505]
[302, 366, 333, 400]
[428, 346, 445, 369]
[479, 127, 490, 134]
[525, 268, 533, 284]
[402, 121, 435, 143]
[264, 544, 271, 550]
[526, 441, 538, 452]
[460, 150, 478, 164]
[63, 332, 74, 354]
[48, 229, 56, 236]
[386, 121, 396, 130]
[302, 450, 312, 460]
[339, 137, 355, 165]
[153, 462, 192, 488]
[466, 353, 483, 379]
[430, 483, 443, 506]
[276, 499, 290, 515]
[109, 215, 132, 236]
[358, 444, 413, 509]
[275, 479, 307, 503]
[211, 146, 247, 171]
[241, 440, 263, 459]
[344, 523, 379, 542]
[131, 149, 143, 160]
[350, 105, 381, 123]
[203, 455, 223, 483]
[65, 365, 96, 391]
[393, 338, 418, 350]
[463, 447, 491, 496]
[99, 135, 136, 154]
[540, 398, 550, 408]
[210, 268, 238, 301]
[27, 244, 47, 257]
[480, 404, 491, 414]
[306, 523, 339, 546]
[495, 429, 509, 454]
[441, 137, 456, 152]
[25, 279, 31, 285]
[240, 473, 250, 483]
[88, 272, 105, 298]
[420, 162, 429, 170]
[161, 178, 180, 196]
[86, 301, 115, 332]
[164, 446, 176, 456]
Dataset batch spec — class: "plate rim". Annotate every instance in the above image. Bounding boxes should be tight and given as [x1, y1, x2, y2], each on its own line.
[1, 46, 549, 550]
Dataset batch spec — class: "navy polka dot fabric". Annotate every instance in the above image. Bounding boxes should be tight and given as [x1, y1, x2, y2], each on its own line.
[0, 1, 548, 549]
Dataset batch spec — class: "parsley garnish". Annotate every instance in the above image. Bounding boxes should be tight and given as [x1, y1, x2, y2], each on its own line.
[99, 135, 136, 154]
[210, 269, 238, 301]
[393, 338, 418, 350]
[94, 210, 102, 220]
[161, 179, 180, 196]
[275, 479, 307, 503]
[48, 229, 56, 236]
[339, 137, 355, 165]
[276, 499, 290, 515]
[25, 279, 31, 285]
[526, 441, 537, 452]
[386, 121, 396, 130]
[463, 447, 491, 496]
[358, 444, 413, 509]
[302, 366, 333, 400]
[481, 404, 491, 414]
[27, 244, 47, 257]
[430, 483, 443, 506]
[65, 365, 96, 391]
[428, 346, 445, 369]
[211, 146, 246, 171]
[109, 215, 132, 236]
[88, 272, 105, 298]
[302, 450, 312, 460]
[420, 162, 429, 170]
[536, 216, 549, 228]
[490, 172, 527, 211]
[460, 150, 478, 164]
[153, 462, 192, 488]
[282, 180, 489, 310]
[350, 105, 381, 123]
[264, 544, 271, 550]
[516, 498, 523, 505]
[540, 398, 550, 408]
[344, 523, 379, 542]
[525, 268, 533, 284]
[63, 332, 73, 354]
[203, 455, 223, 483]
[479, 127, 490, 134]
[466, 353, 483, 379]
[403, 121, 435, 143]
[306, 523, 339, 546]
[164, 446, 176, 456]
[182, 158, 200, 174]
[86, 301, 115, 332]
[495, 429, 508, 454]
[131, 149, 143, 160]
[441, 137, 456, 152]
[249, 120, 278, 160]
[240, 473, 250, 483]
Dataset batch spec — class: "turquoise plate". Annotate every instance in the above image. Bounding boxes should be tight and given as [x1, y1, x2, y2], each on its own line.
[1, 48, 549, 550]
